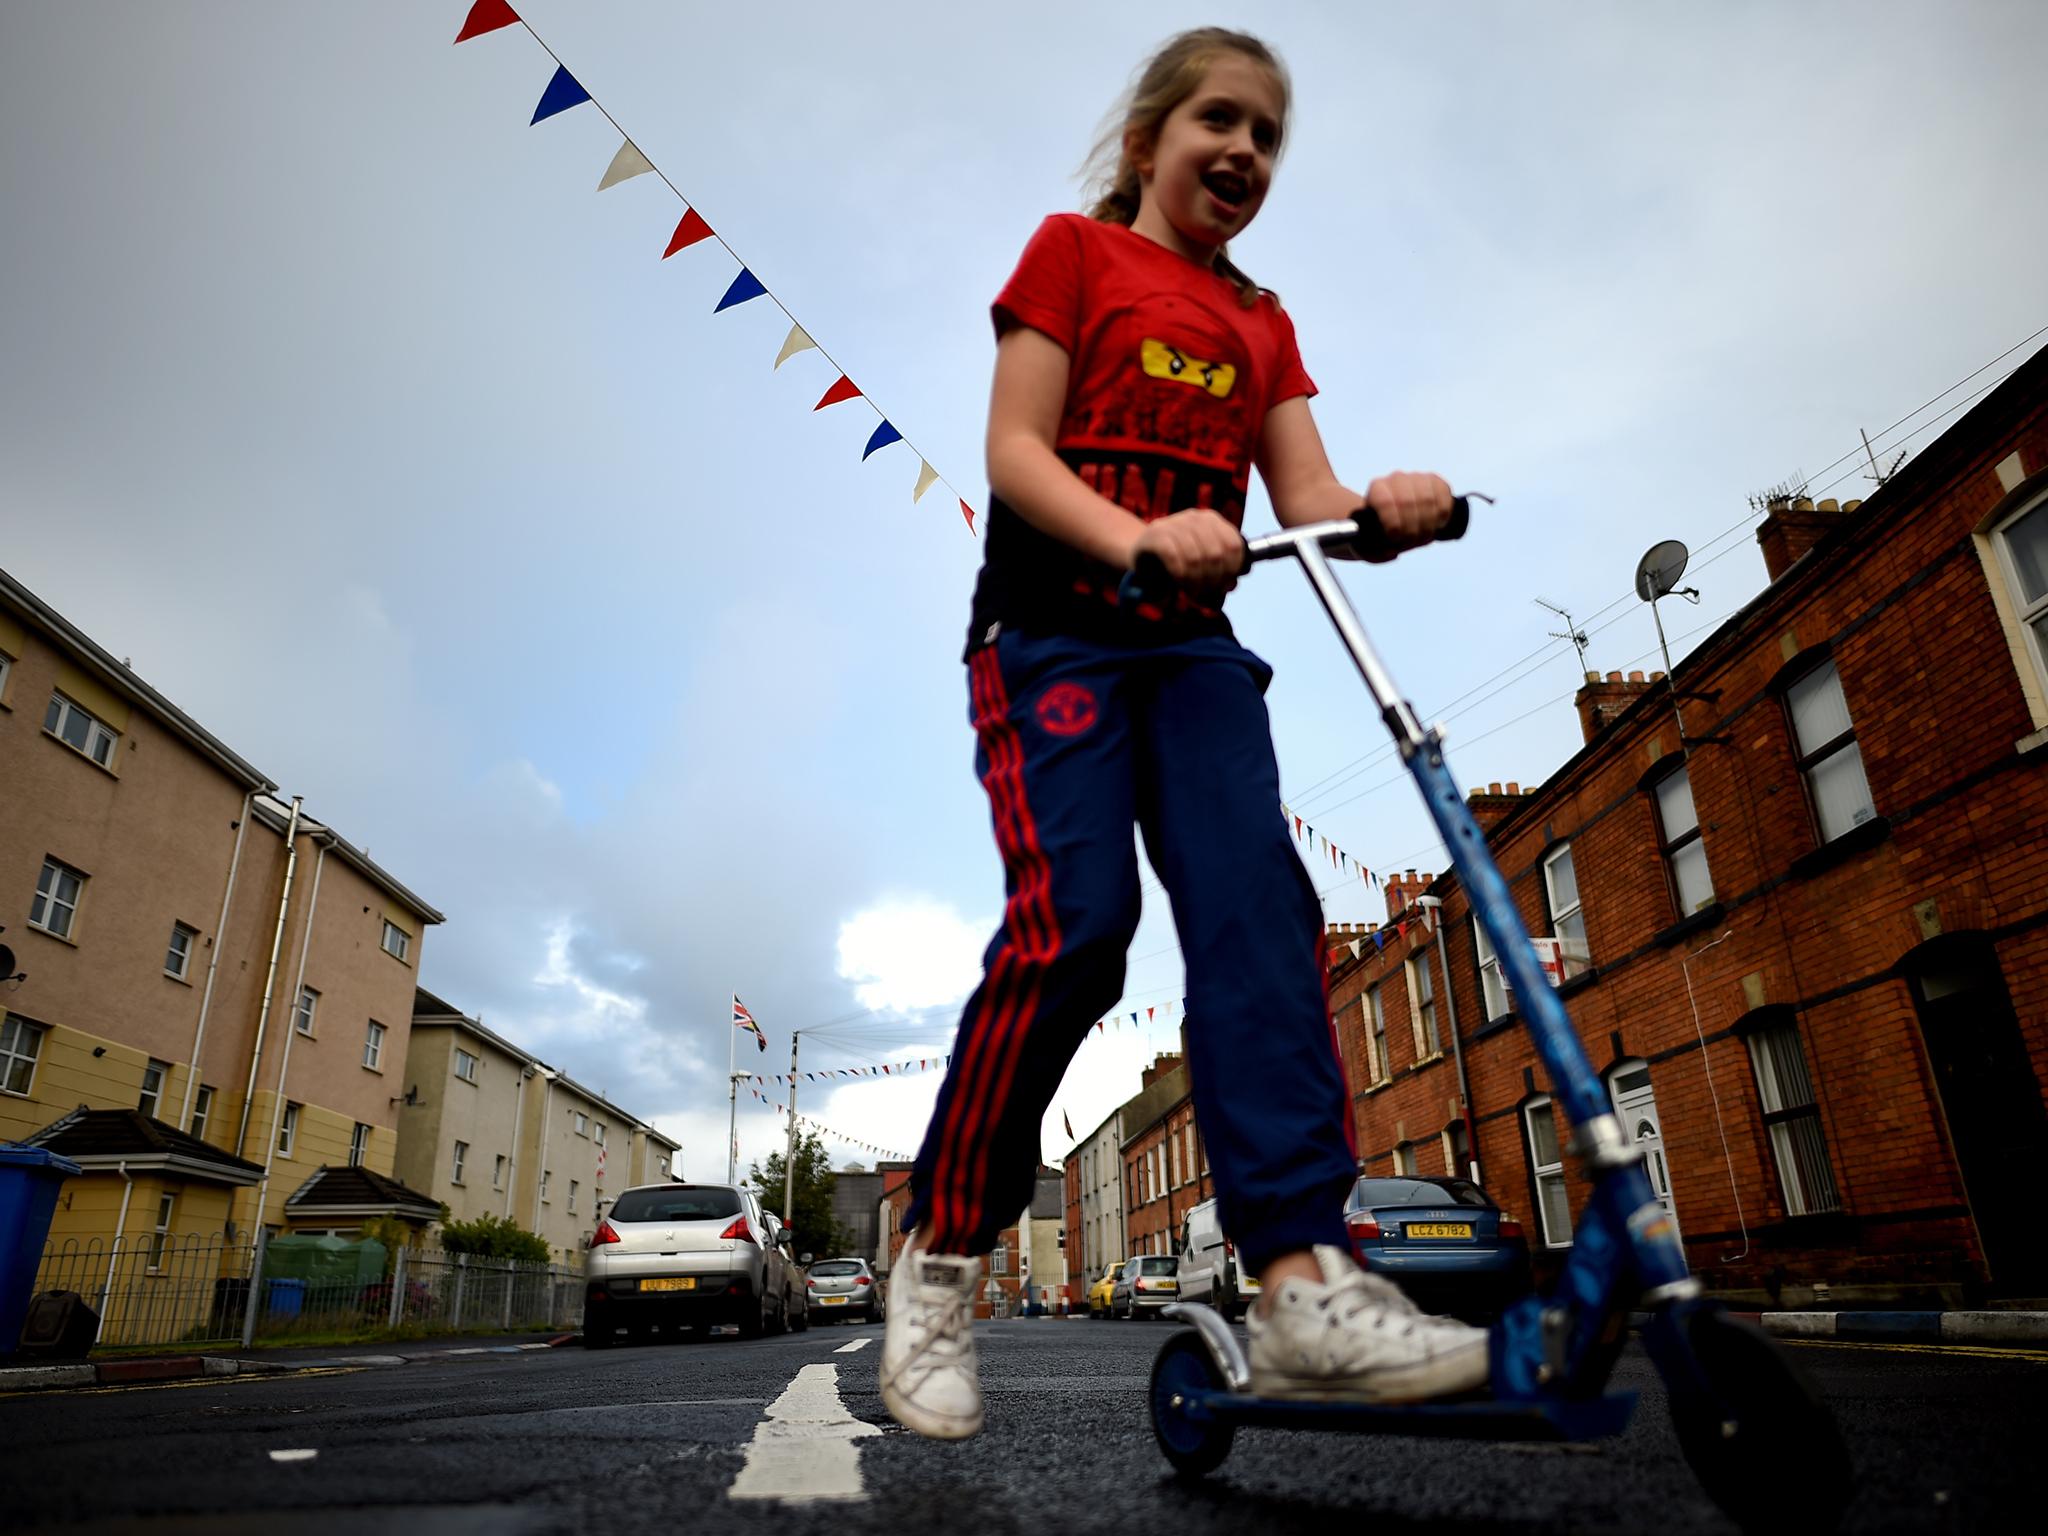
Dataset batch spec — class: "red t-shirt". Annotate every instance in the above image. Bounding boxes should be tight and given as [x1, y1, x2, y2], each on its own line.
[966, 213, 1316, 655]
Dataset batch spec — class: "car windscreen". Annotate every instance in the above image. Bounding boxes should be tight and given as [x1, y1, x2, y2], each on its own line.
[810, 1260, 863, 1277]
[1347, 1177, 1494, 1211]
[609, 1186, 742, 1223]
[1139, 1257, 1178, 1275]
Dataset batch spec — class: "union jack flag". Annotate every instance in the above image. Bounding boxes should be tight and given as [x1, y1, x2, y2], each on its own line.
[732, 994, 768, 1053]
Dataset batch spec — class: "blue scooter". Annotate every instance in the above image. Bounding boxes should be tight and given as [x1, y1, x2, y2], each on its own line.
[1125, 503, 1854, 1533]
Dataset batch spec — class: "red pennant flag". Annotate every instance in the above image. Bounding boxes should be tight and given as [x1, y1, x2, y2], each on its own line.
[960, 499, 976, 533]
[663, 209, 714, 259]
[454, 0, 519, 43]
[1294, 816, 1303, 838]
[1147, 1007, 1155, 1021]
[882, 1064, 892, 1075]
[815, 375, 861, 410]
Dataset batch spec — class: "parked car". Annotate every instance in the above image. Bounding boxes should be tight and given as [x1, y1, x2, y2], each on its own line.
[1174, 1198, 1261, 1321]
[1086, 1262, 1123, 1319]
[583, 1181, 792, 1345]
[771, 1217, 810, 1333]
[1343, 1174, 1532, 1321]
[807, 1257, 885, 1322]
[1110, 1254, 1180, 1319]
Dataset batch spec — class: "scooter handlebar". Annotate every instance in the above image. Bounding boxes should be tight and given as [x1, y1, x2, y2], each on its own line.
[1120, 494, 1476, 608]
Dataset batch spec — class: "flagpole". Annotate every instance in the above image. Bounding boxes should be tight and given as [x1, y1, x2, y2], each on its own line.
[783, 1029, 801, 1224]
[726, 991, 739, 1183]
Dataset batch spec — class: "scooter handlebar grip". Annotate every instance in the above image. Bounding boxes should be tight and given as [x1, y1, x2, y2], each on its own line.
[1348, 494, 1471, 560]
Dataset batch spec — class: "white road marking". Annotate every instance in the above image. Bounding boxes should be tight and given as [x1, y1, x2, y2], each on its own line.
[834, 1337, 871, 1354]
[268, 1449, 319, 1464]
[727, 1362, 880, 1503]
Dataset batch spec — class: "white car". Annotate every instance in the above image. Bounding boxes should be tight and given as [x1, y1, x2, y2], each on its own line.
[583, 1182, 793, 1345]
[1174, 1198, 1261, 1321]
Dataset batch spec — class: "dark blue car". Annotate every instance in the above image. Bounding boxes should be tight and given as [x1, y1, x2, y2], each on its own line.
[1343, 1175, 1532, 1321]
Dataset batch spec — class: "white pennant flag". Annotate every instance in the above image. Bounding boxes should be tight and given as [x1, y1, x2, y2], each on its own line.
[913, 460, 940, 503]
[598, 139, 655, 191]
[774, 323, 817, 370]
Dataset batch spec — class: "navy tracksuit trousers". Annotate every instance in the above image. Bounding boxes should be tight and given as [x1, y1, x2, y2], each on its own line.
[906, 628, 1358, 1273]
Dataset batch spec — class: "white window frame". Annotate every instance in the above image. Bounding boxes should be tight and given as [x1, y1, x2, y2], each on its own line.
[1473, 918, 1509, 1022]
[1522, 1096, 1573, 1248]
[29, 857, 86, 941]
[148, 1192, 175, 1271]
[1393, 1140, 1417, 1176]
[293, 986, 318, 1037]
[0, 650, 11, 701]
[164, 923, 198, 980]
[454, 1048, 479, 1083]
[1442, 1119, 1470, 1181]
[1365, 984, 1390, 1083]
[278, 1102, 301, 1158]
[574, 1111, 589, 1137]
[452, 1140, 468, 1184]
[43, 693, 119, 768]
[1989, 489, 2048, 702]
[2, 1015, 46, 1097]
[493, 1154, 507, 1190]
[380, 920, 410, 963]
[362, 1020, 386, 1071]
[1746, 1019, 1841, 1216]
[138, 1058, 169, 1120]
[349, 1121, 370, 1168]
[593, 1122, 605, 1146]
[1407, 954, 1440, 1059]
[190, 1083, 214, 1142]
[1784, 660, 1877, 843]
[1541, 843, 1591, 976]
[1652, 763, 1715, 917]
[540, 1169, 552, 1203]
[568, 1179, 579, 1214]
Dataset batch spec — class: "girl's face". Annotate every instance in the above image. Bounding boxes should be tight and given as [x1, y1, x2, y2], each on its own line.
[1132, 53, 1285, 255]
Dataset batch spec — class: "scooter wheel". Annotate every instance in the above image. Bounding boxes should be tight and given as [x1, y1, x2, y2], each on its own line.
[1150, 1330, 1234, 1478]
[1669, 1310, 1852, 1533]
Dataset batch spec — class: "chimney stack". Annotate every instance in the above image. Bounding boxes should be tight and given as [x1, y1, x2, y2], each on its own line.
[1140, 1052, 1183, 1088]
[1465, 784, 1532, 834]
[1756, 496, 1862, 582]
[1574, 670, 1665, 744]
[1383, 869, 1436, 922]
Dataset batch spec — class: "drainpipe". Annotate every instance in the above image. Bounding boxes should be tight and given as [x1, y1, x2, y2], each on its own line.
[1414, 895, 1482, 1186]
[99, 1161, 134, 1343]
[233, 797, 304, 1166]
[504, 1063, 532, 1219]
[251, 840, 327, 1232]
[530, 1070, 556, 1230]
[179, 790, 256, 1131]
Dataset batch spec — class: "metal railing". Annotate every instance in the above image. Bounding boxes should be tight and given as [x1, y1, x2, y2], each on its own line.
[31, 1233, 583, 1351]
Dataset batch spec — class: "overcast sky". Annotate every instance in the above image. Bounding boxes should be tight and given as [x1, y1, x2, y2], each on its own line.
[4, 2, 2042, 1185]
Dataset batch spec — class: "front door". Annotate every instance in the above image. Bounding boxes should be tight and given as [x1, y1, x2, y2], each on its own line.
[1610, 1062, 1681, 1244]
[1908, 938, 2048, 1292]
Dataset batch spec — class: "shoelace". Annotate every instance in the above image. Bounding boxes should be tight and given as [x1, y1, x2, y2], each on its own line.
[905, 1265, 972, 1361]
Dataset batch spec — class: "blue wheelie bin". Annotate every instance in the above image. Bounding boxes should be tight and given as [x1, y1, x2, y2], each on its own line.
[0, 1145, 82, 1353]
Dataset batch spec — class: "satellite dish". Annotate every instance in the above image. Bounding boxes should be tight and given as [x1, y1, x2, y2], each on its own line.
[1635, 540, 1691, 602]
[0, 944, 14, 979]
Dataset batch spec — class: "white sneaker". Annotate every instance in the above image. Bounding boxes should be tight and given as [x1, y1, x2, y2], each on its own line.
[1246, 1245, 1490, 1402]
[879, 1236, 984, 1439]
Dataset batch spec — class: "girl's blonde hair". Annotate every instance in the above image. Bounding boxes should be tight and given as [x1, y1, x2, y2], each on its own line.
[1082, 28, 1291, 309]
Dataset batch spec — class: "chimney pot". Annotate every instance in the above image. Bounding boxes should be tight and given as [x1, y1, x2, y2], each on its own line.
[1818, 498, 1838, 512]
[1606, 671, 1623, 683]
[1627, 670, 1645, 683]
[1843, 498, 1862, 512]
[1505, 782, 1520, 795]
[1793, 497, 1814, 511]
[1651, 670, 1665, 681]
[1406, 869, 1417, 880]
[1585, 671, 1600, 684]
[1488, 782, 1503, 795]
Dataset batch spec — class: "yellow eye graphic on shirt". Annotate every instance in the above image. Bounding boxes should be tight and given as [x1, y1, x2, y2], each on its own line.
[1140, 338, 1237, 399]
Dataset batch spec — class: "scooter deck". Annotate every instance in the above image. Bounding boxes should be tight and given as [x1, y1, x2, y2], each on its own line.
[1179, 1388, 1638, 1442]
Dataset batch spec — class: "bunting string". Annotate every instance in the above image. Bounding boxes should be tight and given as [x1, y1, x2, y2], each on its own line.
[746, 1087, 913, 1162]
[454, 1, 980, 533]
[752, 1053, 953, 1088]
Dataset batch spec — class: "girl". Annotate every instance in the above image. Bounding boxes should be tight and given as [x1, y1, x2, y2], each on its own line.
[882, 28, 1488, 1440]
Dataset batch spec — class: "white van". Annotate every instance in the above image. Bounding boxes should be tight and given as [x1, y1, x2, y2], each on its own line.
[1175, 1199, 1260, 1321]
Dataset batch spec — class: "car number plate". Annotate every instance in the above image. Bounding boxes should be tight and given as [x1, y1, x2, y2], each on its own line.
[640, 1277, 697, 1292]
[1405, 1222, 1473, 1239]
[820, 1295, 848, 1304]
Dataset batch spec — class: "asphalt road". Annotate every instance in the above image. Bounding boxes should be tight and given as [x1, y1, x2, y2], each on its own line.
[1, 1317, 2039, 1534]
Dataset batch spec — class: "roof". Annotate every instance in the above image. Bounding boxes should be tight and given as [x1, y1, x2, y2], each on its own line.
[22, 1108, 264, 1186]
[285, 1164, 442, 1220]
[1, 566, 276, 792]
[248, 795, 443, 927]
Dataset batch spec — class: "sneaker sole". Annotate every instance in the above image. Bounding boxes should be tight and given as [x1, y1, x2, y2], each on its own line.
[880, 1376, 985, 1440]
[1249, 1341, 1490, 1405]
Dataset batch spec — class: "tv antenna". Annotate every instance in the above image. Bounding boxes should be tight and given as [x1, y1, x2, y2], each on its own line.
[1533, 597, 1591, 675]
[1859, 428, 1906, 488]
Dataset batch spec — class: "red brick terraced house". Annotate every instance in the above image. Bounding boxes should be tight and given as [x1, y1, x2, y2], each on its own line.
[1330, 347, 2048, 1309]
[1119, 1054, 1210, 1262]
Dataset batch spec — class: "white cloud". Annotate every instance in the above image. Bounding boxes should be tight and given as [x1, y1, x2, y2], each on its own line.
[535, 917, 648, 1031]
[836, 897, 990, 1015]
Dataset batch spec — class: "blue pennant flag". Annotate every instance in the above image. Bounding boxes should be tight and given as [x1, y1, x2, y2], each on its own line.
[862, 421, 903, 460]
[715, 268, 768, 313]
[531, 66, 591, 125]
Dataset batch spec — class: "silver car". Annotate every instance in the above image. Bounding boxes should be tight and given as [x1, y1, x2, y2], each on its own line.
[583, 1181, 791, 1345]
[807, 1258, 885, 1323]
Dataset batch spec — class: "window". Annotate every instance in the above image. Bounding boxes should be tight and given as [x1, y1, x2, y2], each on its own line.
[164, 923, 197, 980]
[29, 857, 85, 941]
[454, 1048, 478, 1082]
[1443, 1119, 1470, 1180]
[1785, 660, 1876, 842]
[541, 1169, 552, 1203]
[148, 1193, 175, 1270]
[1541, 844, 1591, 976]
[1746, 1017, 1840, 1216]
[990, 1244, 1008, 1274]
[1393, 1141, 1417, 1176]
[43, 693, 118, 767]
[0, 650, 10, 700]
[1991, 491, 2048, 694]
[278, 1102, 301, 1157]
[452, 1140, 469, 1184]
[1473, 918, 1508, 1022]
[1652, 763, 1715, 916]
[1, 1015, 45, 1096]
[1408, 954, 1440, 1058]
[381, 920, 410, 962]
[574, 1111, 589, 1137]
[362, 1020, 386, 1071]
[593, 1122, 605, 1146]
[1522, 1096, 1572, 1248]
[138, 1058, 170, 1120]
[349, 1122, 370, 1167]
[293, 986, 318, 1037]
[190, 1084, 215, 1142]
[493, 1154, 507, 1190]
[1364, 984, 1390, 1082]
[569, 1179, 580, 1213]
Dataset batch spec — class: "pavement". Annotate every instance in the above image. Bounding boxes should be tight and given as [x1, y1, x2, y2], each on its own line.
[0, 1331, 575, 1393]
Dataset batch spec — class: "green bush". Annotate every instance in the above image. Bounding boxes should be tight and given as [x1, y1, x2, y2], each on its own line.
[438, 1212, 550, 1263]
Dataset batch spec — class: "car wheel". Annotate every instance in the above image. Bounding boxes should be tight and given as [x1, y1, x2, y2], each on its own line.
[580, 1309, 612, 1348]
[793, 1301, 810, 1333]
[739, 1295, 767, 1340]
